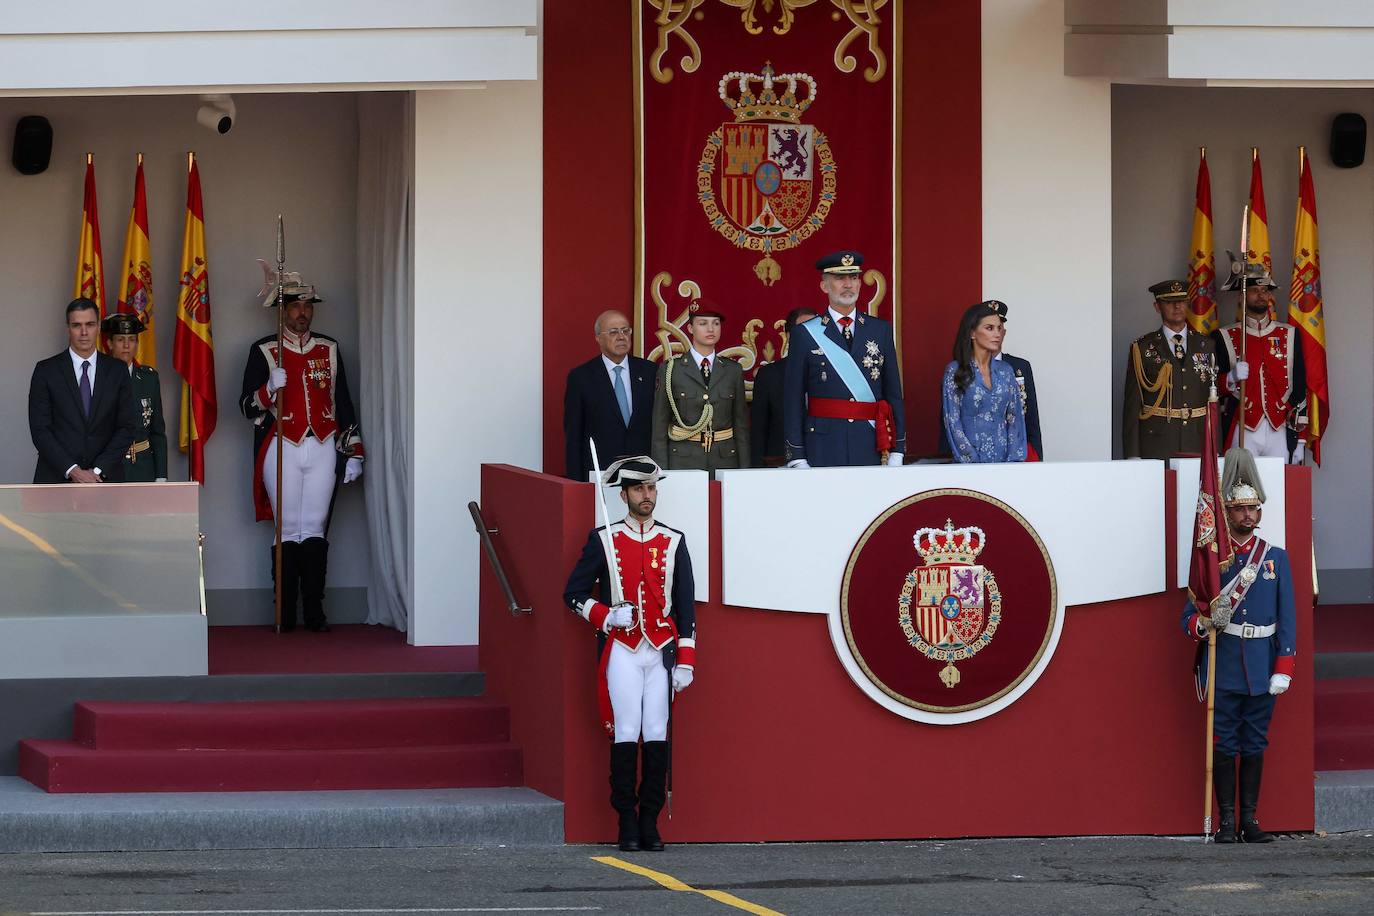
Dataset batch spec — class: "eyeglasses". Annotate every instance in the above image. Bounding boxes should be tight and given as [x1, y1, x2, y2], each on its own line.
[599, 327, 634, 338]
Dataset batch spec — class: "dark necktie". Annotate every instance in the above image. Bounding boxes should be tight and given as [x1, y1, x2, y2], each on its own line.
[839, 315, 854, 343]
[79, 360, 92, 418]
[700, 357, 711, 383]
[1172, 333, 1184, 360]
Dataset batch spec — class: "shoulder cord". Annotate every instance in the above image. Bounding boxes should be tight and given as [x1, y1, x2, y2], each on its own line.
[1130, 341, 1174, 421]
[665, 353, 713, 441]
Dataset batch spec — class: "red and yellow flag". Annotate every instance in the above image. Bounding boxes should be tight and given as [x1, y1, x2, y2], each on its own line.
[1289, 147, 1330, 465]
[115, 156, 156, 366]
[174, 154, 217, 484]
[1187, 148, 1218, 334]
[1246, 148, 1272, 275]
[74, 154, 106, 310]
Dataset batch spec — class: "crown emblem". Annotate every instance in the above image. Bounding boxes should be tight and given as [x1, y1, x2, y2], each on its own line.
[914, 519, 986, 565]
[718, 63, 816, 124]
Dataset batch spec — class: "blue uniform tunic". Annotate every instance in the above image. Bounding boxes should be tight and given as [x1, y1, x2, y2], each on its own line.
[941, 359, 1027, 464]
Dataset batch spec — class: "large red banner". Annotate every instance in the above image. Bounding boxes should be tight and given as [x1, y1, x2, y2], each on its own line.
[634, 0, 899, 381]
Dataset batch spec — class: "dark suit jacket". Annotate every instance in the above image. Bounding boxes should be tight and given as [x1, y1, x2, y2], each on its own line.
[29, 350, 138, 483]
[750, 357, 786, 465]
[563, 355, 655, 481]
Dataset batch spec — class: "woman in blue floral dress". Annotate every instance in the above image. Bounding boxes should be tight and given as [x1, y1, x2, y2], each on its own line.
[942, 300, 1028, 463]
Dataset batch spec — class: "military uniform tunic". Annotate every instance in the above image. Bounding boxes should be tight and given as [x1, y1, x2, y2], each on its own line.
[1121, 327, 1217, 459]
[123, 365, 167, 482]
[650, 351, 750, 473]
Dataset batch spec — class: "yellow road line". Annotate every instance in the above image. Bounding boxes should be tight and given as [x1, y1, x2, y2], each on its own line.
[591, 856, 784, 916]
[0, 511, 139, 611]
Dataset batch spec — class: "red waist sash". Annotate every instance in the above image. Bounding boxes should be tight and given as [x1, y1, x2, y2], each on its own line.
[808, 397, 896, 451]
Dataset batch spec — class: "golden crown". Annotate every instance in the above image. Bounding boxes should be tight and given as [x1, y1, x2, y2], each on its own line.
[718, 63, 816, 124]
[914, 520, 986, 565]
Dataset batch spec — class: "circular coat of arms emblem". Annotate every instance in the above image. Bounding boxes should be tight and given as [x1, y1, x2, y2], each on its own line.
[835, 488, 1060, 725]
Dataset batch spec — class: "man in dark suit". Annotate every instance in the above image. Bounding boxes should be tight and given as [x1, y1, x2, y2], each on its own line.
[28, 298, 138, 483]
[750, 307, 816, 466]
[564, 309, 655, 480]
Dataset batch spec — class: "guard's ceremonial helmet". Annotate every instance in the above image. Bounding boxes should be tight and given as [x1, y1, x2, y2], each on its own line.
[815, 250, 864, 275]
[1221, 447, 1266, 507]
[1148, 279, 1190, 302]
[1219, 250, 1279, 291]
[256, 259, 325, 308]
[602, 456, 665, 488]
[101, 312, 146, 336]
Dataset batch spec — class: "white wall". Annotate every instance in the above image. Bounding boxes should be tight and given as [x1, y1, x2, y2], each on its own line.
[983, 0, 1114, 460]
[412, 84, 542, 645]
[0, 92, 368, 607]
[1110, 85, 1374, 595]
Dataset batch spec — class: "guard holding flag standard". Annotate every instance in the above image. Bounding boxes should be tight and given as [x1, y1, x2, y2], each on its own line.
[563, 456, 696, 853]
[1183, 447, 1296, 843]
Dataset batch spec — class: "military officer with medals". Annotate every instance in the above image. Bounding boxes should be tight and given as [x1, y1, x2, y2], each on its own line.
[1214, 256, 1308, 462]
[1122, 279, 1218, 459]
[783, 250, 905, 467]
[102, 313, 167, 482]
[1183, 447, 1296, 844]
[650, 302, 750, 474]
[563, 457, 696, 853]
[239, 270, 364, 633]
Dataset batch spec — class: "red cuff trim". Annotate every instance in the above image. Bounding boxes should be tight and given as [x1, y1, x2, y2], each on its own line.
[1187, 613, 1205, 641]
[588, 602, 610, 631]
[256, 383, 272, 410]
[676, 644, 696, 668]
[1273, 654, 1296, 678]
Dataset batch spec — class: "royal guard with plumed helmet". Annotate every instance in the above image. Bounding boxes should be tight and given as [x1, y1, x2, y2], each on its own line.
[563, 456, 696, 853]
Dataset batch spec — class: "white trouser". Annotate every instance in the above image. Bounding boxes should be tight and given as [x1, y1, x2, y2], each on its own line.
[263, 434, 337, 543]
[607, 639, 670, 742]
[1232, 418, 1303, 462]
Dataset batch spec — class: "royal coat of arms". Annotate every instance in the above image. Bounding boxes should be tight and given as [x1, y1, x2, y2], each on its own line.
[697, 64, 836, 286]
[898, 519, 1002, 688]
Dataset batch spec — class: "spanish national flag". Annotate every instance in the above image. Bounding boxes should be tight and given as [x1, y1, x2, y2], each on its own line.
[1186, 148, 1218, 335]
[174, 154, 217, 483]
[74, 154, 106, 311]
[1246, 148, 1272, 276]
[1289, 147, 1330, 465]
[116, 155, 156, 366]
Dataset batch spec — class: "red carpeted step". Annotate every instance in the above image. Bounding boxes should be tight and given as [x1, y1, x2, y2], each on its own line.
[19, 739, 523, 793]
[1315, 678, 1374, 728]
[1315, 725, 1374, 772]
[1314, 604, 1374, 654]
[72, 698, 509, 751]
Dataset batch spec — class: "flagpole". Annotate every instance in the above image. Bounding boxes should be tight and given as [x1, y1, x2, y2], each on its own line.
[273, 215, 286, 635]
[1238, 198, 1251, 449]
[1201, 372, 1221, 842]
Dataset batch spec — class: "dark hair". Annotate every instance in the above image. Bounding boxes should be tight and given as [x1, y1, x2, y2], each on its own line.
[950, 303, 1005, 393]
[66, 298, 99, 319]
[784, 306, 818, 332]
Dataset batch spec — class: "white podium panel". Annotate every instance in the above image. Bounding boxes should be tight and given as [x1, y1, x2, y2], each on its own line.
[1171, 456, 1288, 590]
[595, 469, 710, 603]
[718, 461, 1167, 614]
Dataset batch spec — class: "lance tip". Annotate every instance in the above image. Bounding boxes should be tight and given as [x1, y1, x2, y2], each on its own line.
[86, 151, 92, 165]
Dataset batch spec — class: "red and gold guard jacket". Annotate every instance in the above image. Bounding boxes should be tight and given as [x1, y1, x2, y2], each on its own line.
[238, 329, 364, 521]
[1218, 318, 1307, 433]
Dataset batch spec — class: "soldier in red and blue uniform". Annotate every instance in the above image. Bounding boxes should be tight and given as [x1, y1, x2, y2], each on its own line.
[1182, 448, 1296, 843]
[563, 456, 696, 853]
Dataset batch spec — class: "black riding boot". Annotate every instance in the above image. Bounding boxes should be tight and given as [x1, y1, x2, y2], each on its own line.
[1212, 752, 1237, 843]
[270, 541, 302, 632]
[1239, 753, 1275, 842]
[299, 537, 332, 632]
[610, 742, 641, 851]
[638, 740, 669, 851]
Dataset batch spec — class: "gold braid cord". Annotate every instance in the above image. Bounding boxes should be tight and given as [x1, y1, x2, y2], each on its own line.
[1131, 341, 1174, 421]
[665, 355, 714, 442]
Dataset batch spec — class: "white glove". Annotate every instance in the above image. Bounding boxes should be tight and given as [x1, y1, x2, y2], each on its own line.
[1233, 360, 1250, 381]
[1269, 673, 1291, 696]
[672, 665, 694, 693]
[605, 602, 636, 631]
[343, 457, 364, 484]
[787, 458, 811, 469]
[886, 452, 904, 467]
[266, 366, 288, 395]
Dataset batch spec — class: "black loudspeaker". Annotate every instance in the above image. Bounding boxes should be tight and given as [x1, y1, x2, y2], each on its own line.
[1330, 112, 1366, 168]
[12, 115, 52, 175]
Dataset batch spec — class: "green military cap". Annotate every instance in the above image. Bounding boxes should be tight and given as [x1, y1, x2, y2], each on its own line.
[1149, 279, 1190, 302]
[101, 312, 146, 336]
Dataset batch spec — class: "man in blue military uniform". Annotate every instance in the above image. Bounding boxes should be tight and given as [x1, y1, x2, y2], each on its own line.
[783, 250, 905, 467]
[1182, 447, 1296, 843]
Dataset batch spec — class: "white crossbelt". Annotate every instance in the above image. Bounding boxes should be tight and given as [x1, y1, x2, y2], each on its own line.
[1223, 621, 1276, 639]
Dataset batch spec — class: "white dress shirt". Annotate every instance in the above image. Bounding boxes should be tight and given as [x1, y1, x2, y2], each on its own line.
[1161, 325, 1188, 354]
[689, 347, 716, 374]
[602, 353, 634, 415]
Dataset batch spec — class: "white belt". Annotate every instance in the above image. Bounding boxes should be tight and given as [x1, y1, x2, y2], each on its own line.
[1223, 621, 1276, 639]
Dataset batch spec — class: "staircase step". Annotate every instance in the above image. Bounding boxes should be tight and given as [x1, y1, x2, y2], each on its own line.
[71, 698, 509, 751]
[1315, 724, 1374, 772]
[1315, 769, 1374, 833]
[19, 740, 523, 794]
[1315, 678, 1374, 729]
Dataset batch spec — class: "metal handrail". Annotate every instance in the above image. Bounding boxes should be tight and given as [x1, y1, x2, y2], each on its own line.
[469, 501, 532, 616]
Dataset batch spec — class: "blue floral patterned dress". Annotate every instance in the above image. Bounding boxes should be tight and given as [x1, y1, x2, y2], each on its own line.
[942, 359, 1028, 464]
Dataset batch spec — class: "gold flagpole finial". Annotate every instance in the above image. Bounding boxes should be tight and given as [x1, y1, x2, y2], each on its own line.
[1298, 144, 1306, 169]
[1251, 146, 1259, 161]
[86, 151, 93, 165]
[188, 150, 195, 171]
[1200, 145, 1206, 159]
[136, 151, 143, 166]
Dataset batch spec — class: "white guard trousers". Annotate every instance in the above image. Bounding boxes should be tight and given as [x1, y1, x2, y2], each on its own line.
[1231, 418, 1303, 463]
[607, 640, 670, 743]
[263, 434, 337, 543]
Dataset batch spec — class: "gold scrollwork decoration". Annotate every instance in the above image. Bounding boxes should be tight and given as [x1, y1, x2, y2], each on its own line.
[647, 1, 706, 84]
[645, 270, 765, 399]
[719, 0, 819, 36]
[830, 0, 888, 82]
[863, 268, 888, 316]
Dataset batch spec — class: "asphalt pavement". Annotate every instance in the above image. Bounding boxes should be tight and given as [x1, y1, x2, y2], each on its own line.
[1, 833, 1372, 915]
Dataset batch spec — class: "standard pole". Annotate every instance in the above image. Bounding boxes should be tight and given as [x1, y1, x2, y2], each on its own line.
[1203, 628, 1218, 840]
[1237, 200, 1251, 449]
[273, 215, 286, 634]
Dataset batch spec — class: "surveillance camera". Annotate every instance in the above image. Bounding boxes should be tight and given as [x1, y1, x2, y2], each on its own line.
[196, 94, 236, 134]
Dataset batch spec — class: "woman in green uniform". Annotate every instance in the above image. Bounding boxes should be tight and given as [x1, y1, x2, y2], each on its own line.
[103, 313, 167, 482]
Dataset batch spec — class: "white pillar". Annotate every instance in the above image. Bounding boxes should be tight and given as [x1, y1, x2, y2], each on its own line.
[411, 85, 542, 645]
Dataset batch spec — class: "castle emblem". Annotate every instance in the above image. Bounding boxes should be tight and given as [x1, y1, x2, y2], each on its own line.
[898, 519, 1003, 688]
[696, 64, 837, 286]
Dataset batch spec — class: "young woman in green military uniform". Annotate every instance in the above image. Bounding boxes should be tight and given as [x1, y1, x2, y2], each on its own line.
[103, 313, 167, 482]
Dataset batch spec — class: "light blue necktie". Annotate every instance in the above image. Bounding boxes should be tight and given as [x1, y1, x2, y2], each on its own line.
[613, 365, 631, 426]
